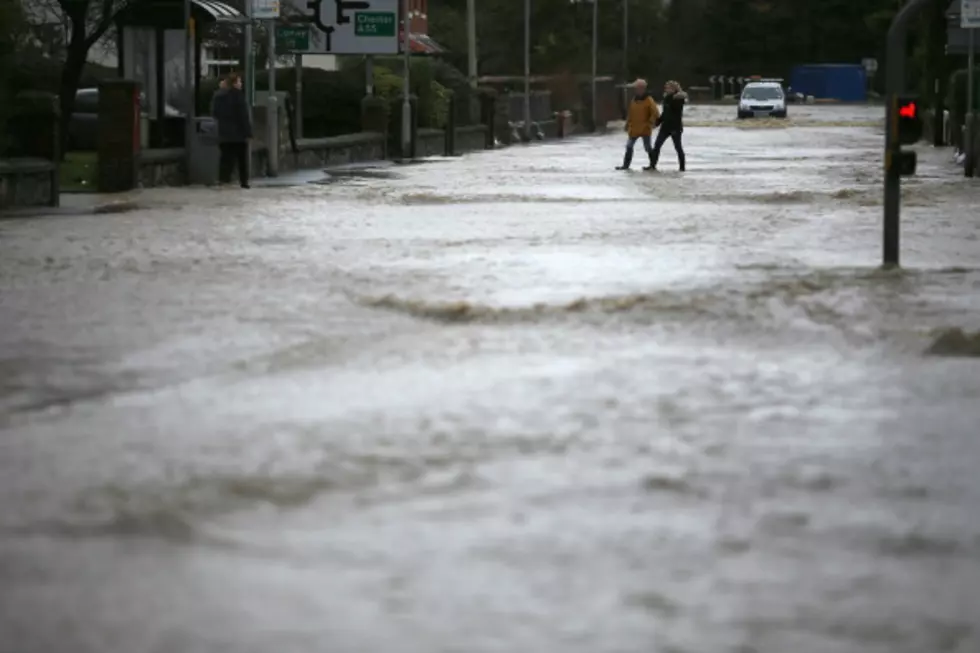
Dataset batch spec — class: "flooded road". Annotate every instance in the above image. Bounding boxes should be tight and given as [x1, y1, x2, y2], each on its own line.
[1, 104, 979, 653]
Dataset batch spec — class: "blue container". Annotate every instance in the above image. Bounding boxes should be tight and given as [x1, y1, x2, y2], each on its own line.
[789, 64, 867, 102]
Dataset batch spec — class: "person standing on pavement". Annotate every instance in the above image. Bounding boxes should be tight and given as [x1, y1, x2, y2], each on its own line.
[209, 78, 227, 115]
[649, 80, 687, 172]
[616, 78, 660, 171]
[211, 73, 252, 188]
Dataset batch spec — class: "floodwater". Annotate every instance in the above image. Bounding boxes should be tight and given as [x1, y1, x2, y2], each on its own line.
[1, 104, 979, 653]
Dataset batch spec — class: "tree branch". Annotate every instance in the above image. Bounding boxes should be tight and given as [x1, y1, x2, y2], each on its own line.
[83, 0, 127, 49]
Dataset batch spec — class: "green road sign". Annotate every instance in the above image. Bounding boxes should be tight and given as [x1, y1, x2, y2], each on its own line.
[276, 25, 310, 53]
[354, 12, 396, 37]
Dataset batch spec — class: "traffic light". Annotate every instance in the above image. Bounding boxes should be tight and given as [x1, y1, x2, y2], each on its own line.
[896, 95, 922, 145]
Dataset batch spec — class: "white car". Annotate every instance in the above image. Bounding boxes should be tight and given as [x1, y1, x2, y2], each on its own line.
[737, 81, 787, 119]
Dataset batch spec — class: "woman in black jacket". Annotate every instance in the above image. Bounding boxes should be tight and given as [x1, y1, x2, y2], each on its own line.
[649, 80, 687, 172]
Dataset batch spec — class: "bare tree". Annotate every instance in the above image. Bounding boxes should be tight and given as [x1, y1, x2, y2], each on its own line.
[23, 0, 138, 154]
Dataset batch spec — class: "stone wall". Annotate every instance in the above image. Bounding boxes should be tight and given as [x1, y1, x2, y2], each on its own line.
[287, 133, 386, 169]
[139, 148, 185, 188]
[0, 158, 56, 209]
[454, 125, 488, 154]
[416, 128, 446, 158]
[2, 92, 60, 209]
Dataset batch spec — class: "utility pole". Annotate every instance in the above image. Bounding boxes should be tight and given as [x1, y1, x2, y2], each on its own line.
[467, 0, 477, 88]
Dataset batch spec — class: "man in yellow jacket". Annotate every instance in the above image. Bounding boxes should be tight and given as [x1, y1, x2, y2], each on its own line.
[617, 78, 661, 171]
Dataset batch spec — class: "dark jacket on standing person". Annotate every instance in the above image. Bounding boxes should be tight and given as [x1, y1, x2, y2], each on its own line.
[656, 90, 687, 133]
[212, 87, 252, 144]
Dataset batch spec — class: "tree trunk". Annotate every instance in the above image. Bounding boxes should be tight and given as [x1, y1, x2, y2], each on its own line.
[59, 24, 89, 158]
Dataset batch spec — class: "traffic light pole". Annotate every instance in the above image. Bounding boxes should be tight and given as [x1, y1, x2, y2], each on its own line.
[883, 0, 933, 267]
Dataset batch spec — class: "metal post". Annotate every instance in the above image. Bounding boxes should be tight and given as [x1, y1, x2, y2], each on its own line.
[622, 0, 628, 117]
[467, 0, 477, 88]
[967, 27, 975, 176]
[183, 0, 194, 176]
[266, 19, 278, 176]
[295, 53, 303, 138]
[366, 55, 375, 95]
[244, 1, 254, 109]
[592, 0, 598, 132]
[268, 22, 276, 93]
[523, 0, 531, 141]
[401, 0, 412, 160]
[622, 0, 627, 80]
[883, 0, 934, 267]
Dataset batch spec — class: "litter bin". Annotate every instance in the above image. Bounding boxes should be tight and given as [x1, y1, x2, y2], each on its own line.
[188, 116, 220, 185]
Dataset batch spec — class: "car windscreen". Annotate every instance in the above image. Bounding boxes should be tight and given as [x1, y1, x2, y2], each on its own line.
[742, 86, 783, 101]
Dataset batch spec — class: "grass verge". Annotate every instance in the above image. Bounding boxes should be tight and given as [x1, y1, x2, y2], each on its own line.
[60, 151, 97, 191]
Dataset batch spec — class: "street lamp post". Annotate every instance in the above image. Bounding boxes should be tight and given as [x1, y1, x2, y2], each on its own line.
[467, 0, 477, 88]
[402, 0, 412, 160]
[524, 0, 531, 141]
[622, 0, 627, 117]
[183, 0, 194, 176]
[622, 0, 627, 81]
[592, 0, 597, 131]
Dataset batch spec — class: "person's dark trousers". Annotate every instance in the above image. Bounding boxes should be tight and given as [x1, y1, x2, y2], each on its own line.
[218, 142, 250, 187]
[619, 134, 653, 169]
[649, 129, 685, 171]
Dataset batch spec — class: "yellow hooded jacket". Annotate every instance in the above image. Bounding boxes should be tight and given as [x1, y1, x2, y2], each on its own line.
[625, 93, 661, 138]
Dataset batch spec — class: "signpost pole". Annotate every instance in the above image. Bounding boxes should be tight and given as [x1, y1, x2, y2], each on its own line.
[401, 0, 411, 160]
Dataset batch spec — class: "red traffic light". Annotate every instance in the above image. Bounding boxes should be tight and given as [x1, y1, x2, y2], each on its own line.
[899, 102, 917, 118]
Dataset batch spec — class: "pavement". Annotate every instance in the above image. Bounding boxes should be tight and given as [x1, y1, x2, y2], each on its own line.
[1, 161, 408, 219]
[1, 104, 979, 653]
